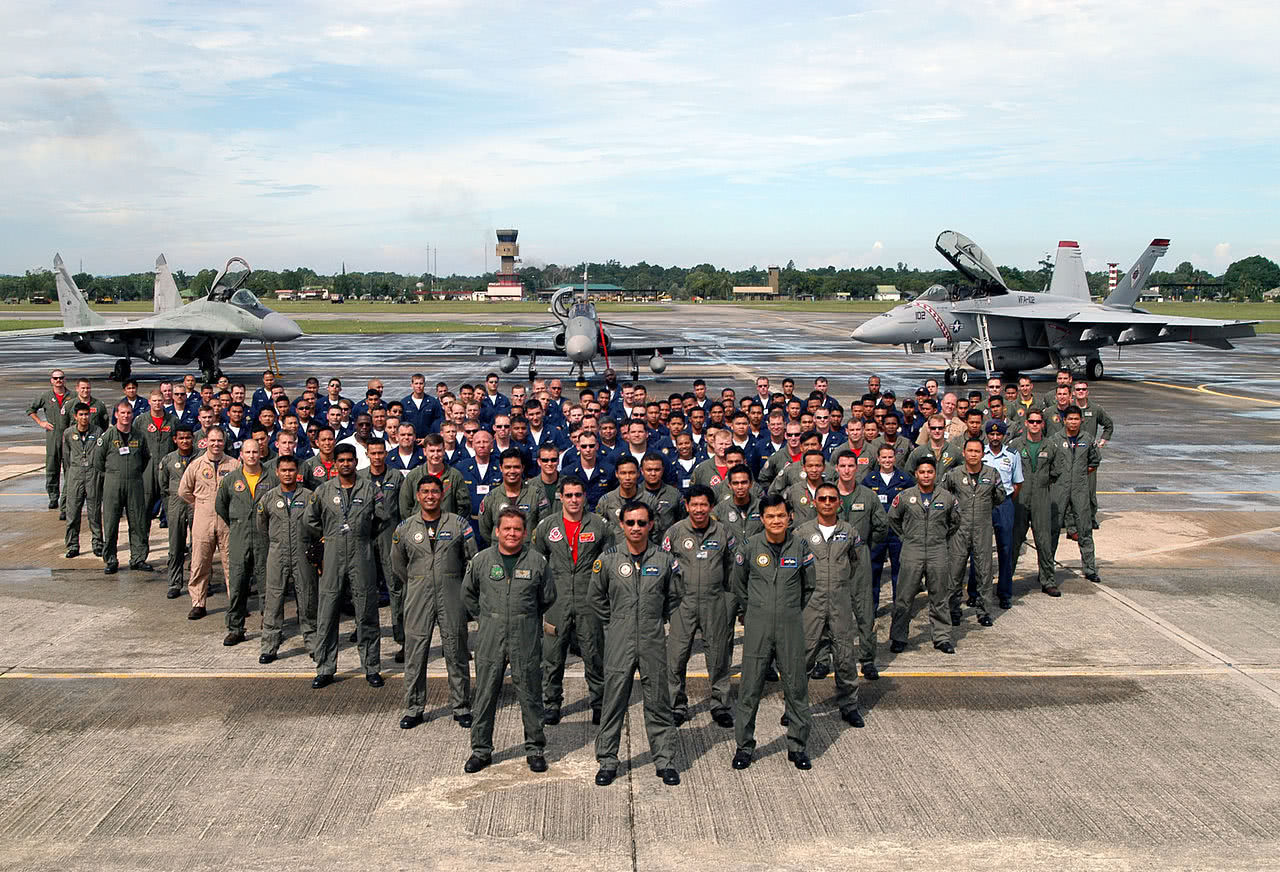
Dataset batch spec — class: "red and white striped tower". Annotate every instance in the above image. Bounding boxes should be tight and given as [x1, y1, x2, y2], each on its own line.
[1107, 263, 1119, 295]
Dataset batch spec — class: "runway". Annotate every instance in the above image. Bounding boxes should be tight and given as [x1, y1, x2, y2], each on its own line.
[0, 306, 1277, 871]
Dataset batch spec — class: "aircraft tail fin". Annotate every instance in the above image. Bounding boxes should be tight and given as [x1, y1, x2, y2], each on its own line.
[1048, 240, 1091, 301]
[1104, 238, 1170, 308]
[53, 254, 107, 329]
[153, 254, 182, 313]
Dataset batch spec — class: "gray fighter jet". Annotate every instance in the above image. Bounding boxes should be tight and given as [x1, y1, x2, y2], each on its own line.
[850, 231, 1256, 383]
[473, 270, 677, 386]
[44, 254, 302, 382]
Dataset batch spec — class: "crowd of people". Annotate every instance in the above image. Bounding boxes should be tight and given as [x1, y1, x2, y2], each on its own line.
[28, 363, 1113, 783]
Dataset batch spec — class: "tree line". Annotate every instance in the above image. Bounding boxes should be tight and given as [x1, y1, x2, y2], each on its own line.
[3, 254, 1278, 303]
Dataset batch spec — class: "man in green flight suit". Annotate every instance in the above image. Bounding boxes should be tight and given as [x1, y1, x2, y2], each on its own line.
[254, 454, 317, 663]
[1054, 405, 1103, 583]
[28, 369, 70, 512]
[157, 426, 197, 599]
[306, 443, 386, 689]
[361, 440, 406, 661]
[834, 452, 888, 679]
[795, 482, 866, 728]
[532, 476, 615, 726]
[93, 401, 151, 574]
[592, 501, 683, 787]
[730, 493, 818, 771]
[391, 475, 478, 730]
[462, 508, 557, 774]
[941, 437, 1007, 627]
[478, 448, 549, 544]
[1010, 410, 1064, 596]
[61, 402, 103, 559]
[663, 484, 737, 729]
[215, 438, 275, 647]
[887, 457, 961, 654]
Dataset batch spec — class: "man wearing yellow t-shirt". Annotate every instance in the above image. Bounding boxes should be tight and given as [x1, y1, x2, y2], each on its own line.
[215, 439, 276, 647]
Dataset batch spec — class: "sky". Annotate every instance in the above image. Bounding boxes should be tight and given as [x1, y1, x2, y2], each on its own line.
[2, 0, 1277, 277]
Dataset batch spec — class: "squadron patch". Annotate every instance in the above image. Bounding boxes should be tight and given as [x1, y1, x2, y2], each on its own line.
[909, 496, 917, 504]
[489, 565, 505, 579]
[548, 527, 564, 542]
[276, 500, 285, 509]
[333, 496, 342, 505]
[811, 533, 822, 544]
[682, 538, 694, 551]
[592, 559, 602, 573]
[619, 562, 633, 577]
[414, 532, 424, 543]
[755, 553, 769, 567]
[728, 510, 738, 522]
[734, 553, 744, 565]
[234, 480, 246, 492]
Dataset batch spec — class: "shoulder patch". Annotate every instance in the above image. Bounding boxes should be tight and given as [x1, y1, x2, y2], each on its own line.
[592, 558, 602, 573]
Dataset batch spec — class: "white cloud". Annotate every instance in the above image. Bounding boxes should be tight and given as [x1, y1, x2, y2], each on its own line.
[1214, 242, 1232, 261]
[1, 0, 1277, 273]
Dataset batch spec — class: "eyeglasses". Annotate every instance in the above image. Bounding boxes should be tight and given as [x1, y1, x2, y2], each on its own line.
[539, 457, 558, 463]
[815, 495, 840, 502]
[622, 519, 648, 527]
[464, 428, 478, 435]
[1027, 419, 1044, 424]
[51, 376, 65, 380]
[493, 424, 509, 429]
[1074, 387, 1088, 392]
[928, 425, 944, 431]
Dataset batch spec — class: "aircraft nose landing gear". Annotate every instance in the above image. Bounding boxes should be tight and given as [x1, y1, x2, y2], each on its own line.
[110, 359, 132, 383]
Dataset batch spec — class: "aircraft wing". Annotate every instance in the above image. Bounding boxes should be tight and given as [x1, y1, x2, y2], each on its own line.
[952, 302, 1258, 348]
[469, 325, 681, 357]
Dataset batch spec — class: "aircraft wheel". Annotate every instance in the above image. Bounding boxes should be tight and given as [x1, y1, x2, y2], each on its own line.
[956, 368, 969, 385]
[943, 369, 954, 385]
[1087, 358, 1104, 381]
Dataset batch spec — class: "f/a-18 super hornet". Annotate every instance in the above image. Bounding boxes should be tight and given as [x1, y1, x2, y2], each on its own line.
[850, 230, 1256, 383]
[472, 269, 678, 386]
[43, 254, 302, 382]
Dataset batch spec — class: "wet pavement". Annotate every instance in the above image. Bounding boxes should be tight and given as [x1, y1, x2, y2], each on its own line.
[1, 306, 1278, 870]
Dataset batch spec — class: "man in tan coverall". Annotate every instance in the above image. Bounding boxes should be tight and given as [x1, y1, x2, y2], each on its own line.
[178, 427, 240, 620]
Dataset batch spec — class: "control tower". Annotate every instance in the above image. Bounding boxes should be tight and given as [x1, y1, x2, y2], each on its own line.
[487, 228, 523, 300]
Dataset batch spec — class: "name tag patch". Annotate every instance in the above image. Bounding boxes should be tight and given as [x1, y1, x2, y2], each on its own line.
[781, 557, 798, 568]
[579, 532, 596, 543]
[514, 569, 532, 579]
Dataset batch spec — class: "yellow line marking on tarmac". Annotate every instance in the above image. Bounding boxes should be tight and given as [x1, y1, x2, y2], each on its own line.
[1142, 380, 1280, 406]
[5, 667, 1278, 681]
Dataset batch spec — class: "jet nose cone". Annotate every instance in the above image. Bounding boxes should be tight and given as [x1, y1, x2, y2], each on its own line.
[564, 333, 595, 362]
[263, 312, 302, 342]
[851, 318, 878, 343]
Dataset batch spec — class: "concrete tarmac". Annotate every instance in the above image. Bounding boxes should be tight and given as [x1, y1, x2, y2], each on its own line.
[1, 307, 1278, 871]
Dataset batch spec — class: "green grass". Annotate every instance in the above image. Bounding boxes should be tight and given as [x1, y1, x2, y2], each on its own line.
[1142, 302, 1280, 320]
[0, 319, 60, 331]
[730, 300, 897, 313]
[295, 320, 529, 335]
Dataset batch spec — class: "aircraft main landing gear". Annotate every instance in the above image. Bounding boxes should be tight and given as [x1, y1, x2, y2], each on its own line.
[110, 359, 132, 383]
[1086, 358, 1104, 381]
[943, 368, 969, 385]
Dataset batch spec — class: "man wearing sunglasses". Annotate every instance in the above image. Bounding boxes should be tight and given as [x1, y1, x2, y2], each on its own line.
[796, 482, 865, 728]
[592, 502, 682, 787]
[1010, 411, 1063, 597]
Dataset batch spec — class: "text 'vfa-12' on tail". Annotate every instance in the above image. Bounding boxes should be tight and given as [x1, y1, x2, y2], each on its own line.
[850, 231, 1256, 383]
[474, 270, 678, 386]
[48, 254, 302, 382]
